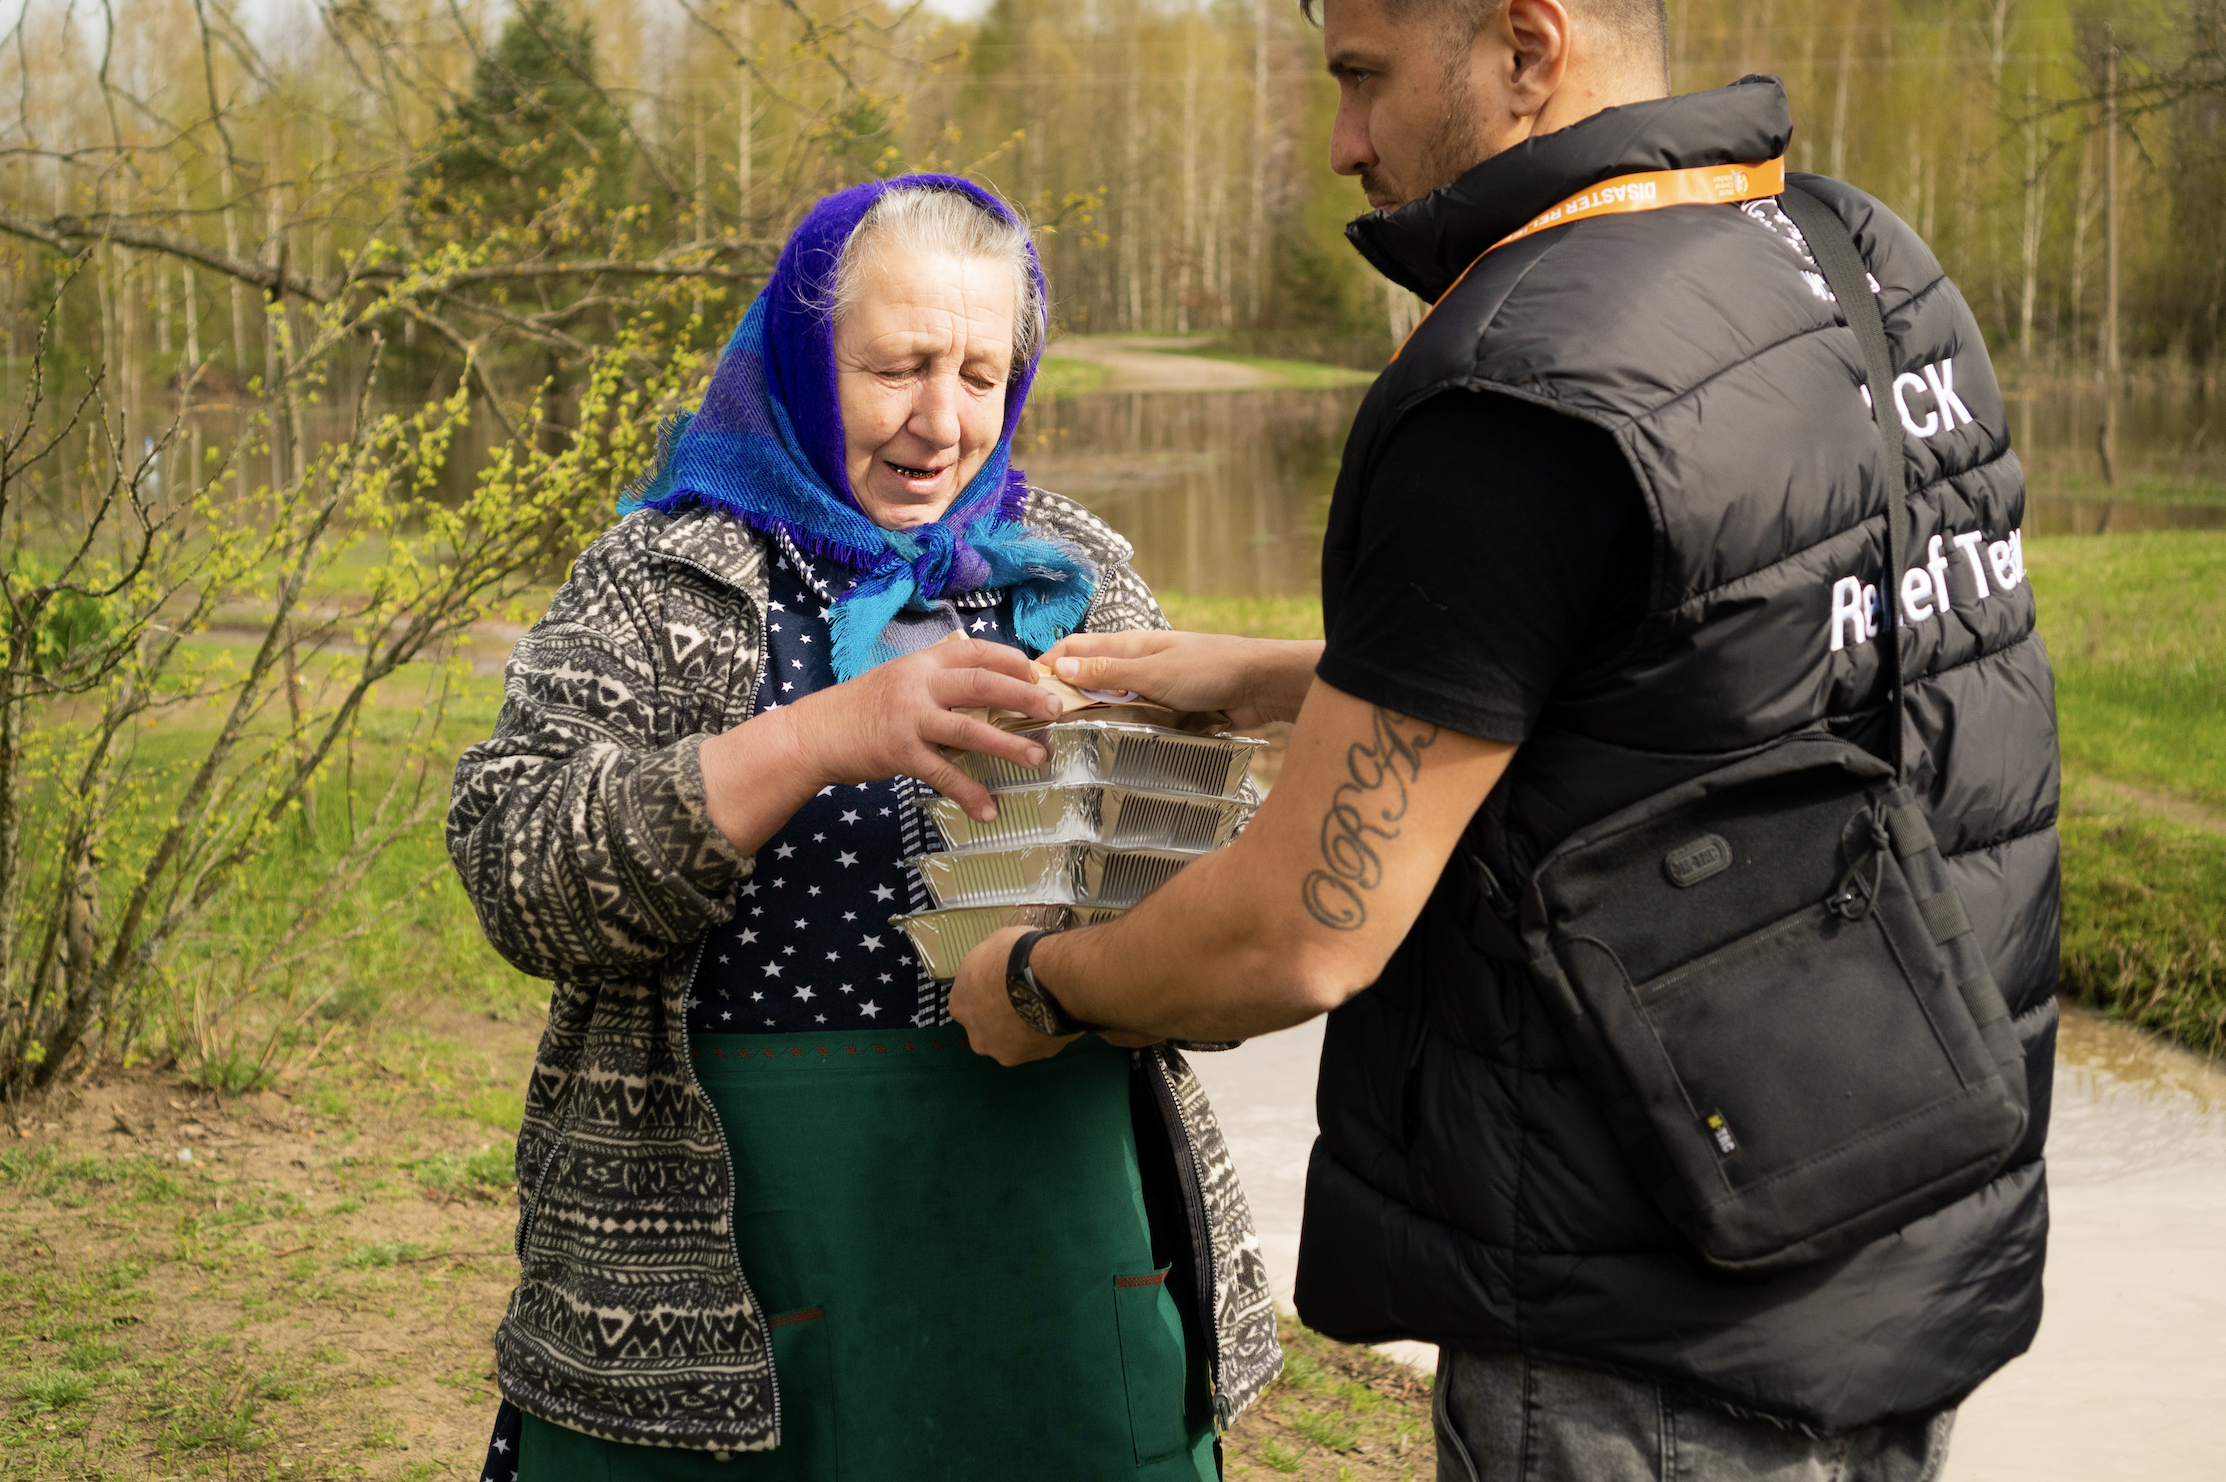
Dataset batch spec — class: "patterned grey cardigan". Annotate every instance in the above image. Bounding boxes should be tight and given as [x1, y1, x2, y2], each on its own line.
[448, 492, 1280, 1453]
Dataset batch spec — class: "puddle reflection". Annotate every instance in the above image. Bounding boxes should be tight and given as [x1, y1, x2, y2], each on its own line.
[2049, 1007, 2226, 1185]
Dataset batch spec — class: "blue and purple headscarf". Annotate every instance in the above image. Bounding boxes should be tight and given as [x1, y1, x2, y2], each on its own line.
[622, 174, 1095, 681]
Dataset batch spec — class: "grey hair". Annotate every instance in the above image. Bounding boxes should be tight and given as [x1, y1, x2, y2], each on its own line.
[829, 186, 1046, 375]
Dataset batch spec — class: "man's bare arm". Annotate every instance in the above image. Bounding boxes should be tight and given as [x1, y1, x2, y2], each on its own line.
[948, 678, 1515, 1060]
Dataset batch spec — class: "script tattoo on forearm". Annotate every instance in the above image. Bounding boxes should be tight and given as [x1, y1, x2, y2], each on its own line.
[1301, 707, 1439, 931]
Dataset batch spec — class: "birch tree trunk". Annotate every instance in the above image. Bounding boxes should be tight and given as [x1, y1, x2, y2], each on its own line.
[1246, 0, 1269, 327]
[1178, 50, 1198, 336]
[2018, 82, 2047, 363]
[738, 0, 754, 230]
[1829, 32, 1852, 180]
[1122, 38, 1143, 332]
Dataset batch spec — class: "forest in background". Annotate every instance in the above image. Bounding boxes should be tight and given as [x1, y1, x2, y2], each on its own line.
[0, 0, 2219, 1098]
[0, 0, 2221, 433]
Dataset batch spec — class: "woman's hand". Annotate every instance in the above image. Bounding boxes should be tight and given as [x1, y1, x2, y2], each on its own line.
[792, 638, 1064, 808]
[1040, 631, 1324, 730]
[699, 639, 1062, 856]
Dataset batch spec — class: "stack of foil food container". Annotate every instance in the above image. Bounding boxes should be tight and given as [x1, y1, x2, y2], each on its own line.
[893, 721, 1267, 980]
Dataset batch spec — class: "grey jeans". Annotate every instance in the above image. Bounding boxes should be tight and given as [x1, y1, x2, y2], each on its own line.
[1433, 1350, 1955, 1482]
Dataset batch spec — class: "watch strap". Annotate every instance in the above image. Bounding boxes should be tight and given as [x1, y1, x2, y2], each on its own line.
[1006, 928, 1102, 1036]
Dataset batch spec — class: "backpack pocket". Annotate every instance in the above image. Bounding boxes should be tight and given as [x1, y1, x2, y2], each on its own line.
[1520, 733, 2027, 1274]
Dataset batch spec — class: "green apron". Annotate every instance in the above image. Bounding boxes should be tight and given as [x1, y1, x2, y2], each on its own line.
[519, 1029, 1218, 1482]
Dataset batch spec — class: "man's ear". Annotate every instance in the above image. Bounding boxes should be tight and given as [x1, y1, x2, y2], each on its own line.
[1499, 0, 1573, 120]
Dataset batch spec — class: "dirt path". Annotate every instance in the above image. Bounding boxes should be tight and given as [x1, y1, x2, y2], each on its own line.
[1, 998, 539, 1479]
[1041, 334, 1274, 392]
[2072, 767, 2226, 836]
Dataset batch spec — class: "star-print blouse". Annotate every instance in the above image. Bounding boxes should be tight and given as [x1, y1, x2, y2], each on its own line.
[686, 535, 1027, 1034]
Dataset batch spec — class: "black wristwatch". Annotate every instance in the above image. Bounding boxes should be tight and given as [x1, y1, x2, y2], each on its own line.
[1005, 929, 1102, 1037]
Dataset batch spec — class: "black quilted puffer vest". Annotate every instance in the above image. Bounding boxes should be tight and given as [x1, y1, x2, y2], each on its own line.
[1294, 77, 2059, 1433]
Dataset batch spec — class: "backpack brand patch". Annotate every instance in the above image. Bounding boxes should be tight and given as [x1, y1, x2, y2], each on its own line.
[1704, 1111, 1741, 1157]
[1663, 833, 1734, 888]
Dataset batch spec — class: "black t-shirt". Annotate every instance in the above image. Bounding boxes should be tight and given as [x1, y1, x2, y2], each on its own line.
[1317, 390, 1650, 743]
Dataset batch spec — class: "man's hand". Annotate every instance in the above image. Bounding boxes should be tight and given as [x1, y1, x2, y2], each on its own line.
[950, 925, 1080, 1065]
[1041, 631, 1323, 729]
[949, 679, 1517, 1046]
[950, 927, 1164, 1065]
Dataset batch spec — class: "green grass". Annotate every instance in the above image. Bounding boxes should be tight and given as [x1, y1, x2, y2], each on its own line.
[25, 665, 542, 1085]
[12, 1369, 95, 1415]
[2056, 775, 2226, 1055]
[341, 1241, 427, 1269]
[412, 1145, 517, 1200]
[1223, 1322, 1432, 1479]
[1157, 592, 1326, 640]
[1032, 356, 1111, 398]
[2027, 530, 2226, 811]
[2027, 472, 2226, 506]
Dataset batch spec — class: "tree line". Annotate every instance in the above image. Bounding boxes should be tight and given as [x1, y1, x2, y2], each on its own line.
[0, 0, 2217, 1090]
[2, 1, 2217, 429]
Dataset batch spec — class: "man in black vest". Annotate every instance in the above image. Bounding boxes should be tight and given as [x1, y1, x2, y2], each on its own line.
[952, 0, 2057, 1475]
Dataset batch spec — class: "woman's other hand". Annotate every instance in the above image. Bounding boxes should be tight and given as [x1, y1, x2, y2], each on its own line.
[700, 639, 1061, 855]
[1040, 631, 1324, 730]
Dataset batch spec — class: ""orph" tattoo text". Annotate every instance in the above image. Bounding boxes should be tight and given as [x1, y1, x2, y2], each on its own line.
[1300, 707, 1439, 931]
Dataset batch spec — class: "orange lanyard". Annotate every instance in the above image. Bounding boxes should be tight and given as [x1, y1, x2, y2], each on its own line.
[1394, 156, 1788, 359]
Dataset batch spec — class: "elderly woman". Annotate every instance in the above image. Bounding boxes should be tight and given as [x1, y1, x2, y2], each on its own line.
[451, 176, 1277, 1481]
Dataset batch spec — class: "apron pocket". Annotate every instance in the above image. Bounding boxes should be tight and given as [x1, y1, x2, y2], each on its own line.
[1113, 1268, 1190, 1465]
[762, 1305, 839, 1480]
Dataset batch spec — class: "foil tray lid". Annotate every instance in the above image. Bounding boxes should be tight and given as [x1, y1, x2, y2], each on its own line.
[907, 843, 1202, 910]
[950, 720, 1265, 800]
[922, 784, 1254, 855]
[892, 903, 1129, 981]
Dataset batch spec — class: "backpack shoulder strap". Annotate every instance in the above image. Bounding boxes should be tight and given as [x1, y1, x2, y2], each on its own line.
[1777, 184, 1908, 781]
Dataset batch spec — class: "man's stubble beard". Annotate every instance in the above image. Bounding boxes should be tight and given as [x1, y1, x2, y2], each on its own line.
[1361, 63, 1484, 212]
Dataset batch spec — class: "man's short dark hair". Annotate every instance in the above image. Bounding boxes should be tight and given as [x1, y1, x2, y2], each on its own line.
[1300, 0, 1671, 88]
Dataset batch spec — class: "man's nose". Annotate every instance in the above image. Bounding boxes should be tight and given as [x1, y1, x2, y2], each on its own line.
[1329, 96, 1375, 178]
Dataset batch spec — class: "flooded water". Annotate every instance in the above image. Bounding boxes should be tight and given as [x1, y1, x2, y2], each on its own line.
[2008, 376, 2225, 491]
[1950, 1009, 2226, 1481]
[2026, 497, 2226, 535]
[1017, 386, 1365, 599]
[1019, 378, 2221, 600]
[136, 369, 2219, 582]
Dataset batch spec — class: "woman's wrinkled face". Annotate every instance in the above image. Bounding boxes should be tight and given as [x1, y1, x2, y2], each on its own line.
[833, 250, 1019, 530]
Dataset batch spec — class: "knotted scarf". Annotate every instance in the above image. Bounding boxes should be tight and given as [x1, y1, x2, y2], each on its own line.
[622, 174, 1095, 680]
